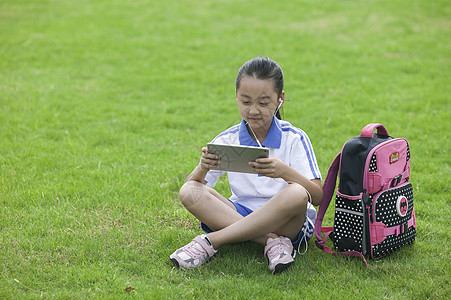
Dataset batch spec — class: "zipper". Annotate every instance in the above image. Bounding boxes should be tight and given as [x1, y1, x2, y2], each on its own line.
[362, 189, 369, 256]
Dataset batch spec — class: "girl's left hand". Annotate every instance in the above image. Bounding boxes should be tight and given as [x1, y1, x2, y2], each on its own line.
[248, 156, 288, 178]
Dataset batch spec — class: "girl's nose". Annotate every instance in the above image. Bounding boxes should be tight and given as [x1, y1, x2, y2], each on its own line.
[249, 104, 260, 114]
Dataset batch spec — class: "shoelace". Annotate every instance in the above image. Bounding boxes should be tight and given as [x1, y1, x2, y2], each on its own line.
[296, 212, 315, 256]
[266, 240, 288, 261]
[297, 235, 308, 256]
[183, 241, 207, 258]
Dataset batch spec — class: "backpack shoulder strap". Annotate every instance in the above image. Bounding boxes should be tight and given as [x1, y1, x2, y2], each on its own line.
[314, 152, 341, 248]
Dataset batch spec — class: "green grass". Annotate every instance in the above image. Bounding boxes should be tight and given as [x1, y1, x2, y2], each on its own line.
[1, 0, 449, 298]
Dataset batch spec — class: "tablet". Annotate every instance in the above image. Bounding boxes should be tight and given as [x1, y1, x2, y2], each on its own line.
[207, 143, 269, 173]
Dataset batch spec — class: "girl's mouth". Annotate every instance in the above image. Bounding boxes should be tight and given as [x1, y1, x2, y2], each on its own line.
[248, 118, 261, 122]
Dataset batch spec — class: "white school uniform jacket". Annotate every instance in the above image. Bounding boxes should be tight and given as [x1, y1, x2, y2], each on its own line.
[205, 116, 321, 213]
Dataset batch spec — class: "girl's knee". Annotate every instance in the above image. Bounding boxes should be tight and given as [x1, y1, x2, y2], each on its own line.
[284, 183, 309, 210]
[179, 181, 205, 208]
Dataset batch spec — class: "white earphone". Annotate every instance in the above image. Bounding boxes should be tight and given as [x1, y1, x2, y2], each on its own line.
[277, 98, 284, 110]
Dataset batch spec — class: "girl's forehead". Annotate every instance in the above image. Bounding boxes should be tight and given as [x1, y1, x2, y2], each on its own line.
[237, 76, 276, 94]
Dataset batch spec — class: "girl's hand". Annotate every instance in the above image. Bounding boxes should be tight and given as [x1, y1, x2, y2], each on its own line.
[249, 156, 288, 178]
[200, 147, 219, 171]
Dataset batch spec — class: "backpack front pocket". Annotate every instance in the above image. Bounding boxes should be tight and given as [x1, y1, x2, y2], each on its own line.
[332, 191, 366, 253]
[370, 182, 416, 259]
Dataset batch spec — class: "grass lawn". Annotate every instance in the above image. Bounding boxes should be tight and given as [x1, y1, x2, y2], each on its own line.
[1, 0, 449, 298]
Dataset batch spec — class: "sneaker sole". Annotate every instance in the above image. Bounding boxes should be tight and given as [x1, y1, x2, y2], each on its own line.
[170, 256, 213, 270]
[170, 256, 200, 270]
[170, 257, 180, 268]
[273, 260, 294, 274]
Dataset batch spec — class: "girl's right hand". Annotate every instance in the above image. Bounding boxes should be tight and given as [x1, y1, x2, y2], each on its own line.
[200, 147, 220, 171]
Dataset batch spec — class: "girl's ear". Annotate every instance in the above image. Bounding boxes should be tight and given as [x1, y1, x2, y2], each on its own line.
[278, 91, 285, 109]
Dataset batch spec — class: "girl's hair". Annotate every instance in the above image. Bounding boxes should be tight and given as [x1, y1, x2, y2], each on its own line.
[235, 57, 284, 119]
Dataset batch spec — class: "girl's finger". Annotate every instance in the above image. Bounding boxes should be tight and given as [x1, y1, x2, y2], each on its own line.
[249, 162, 270, 170]
[202, 152, 219, 160]
[255, 157, 271, 163]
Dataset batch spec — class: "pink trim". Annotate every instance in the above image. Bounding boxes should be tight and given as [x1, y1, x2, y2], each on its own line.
[337, 191, 363, 200]
[369, 211, 416, 246]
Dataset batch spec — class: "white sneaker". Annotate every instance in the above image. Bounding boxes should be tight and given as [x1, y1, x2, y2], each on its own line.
[264, 236, 295, 274]
[170, 234, 217, 269]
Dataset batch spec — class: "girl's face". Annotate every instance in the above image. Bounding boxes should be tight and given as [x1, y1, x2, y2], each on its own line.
[236, 76, 281, 135]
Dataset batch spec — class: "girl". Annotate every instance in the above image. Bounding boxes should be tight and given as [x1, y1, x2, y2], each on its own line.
[170, 57, 322, 274]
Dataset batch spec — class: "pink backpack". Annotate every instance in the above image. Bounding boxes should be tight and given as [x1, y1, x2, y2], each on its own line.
[315, 123, 416, 265]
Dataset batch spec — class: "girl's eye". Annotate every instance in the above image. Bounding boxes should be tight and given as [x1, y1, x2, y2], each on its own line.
[242, 101, 250, 105]
[260, 102, 269, 107]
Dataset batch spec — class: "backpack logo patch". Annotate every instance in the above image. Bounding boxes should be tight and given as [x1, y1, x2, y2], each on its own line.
[396, 196, 409, 217]
[390, 152, 400, 164]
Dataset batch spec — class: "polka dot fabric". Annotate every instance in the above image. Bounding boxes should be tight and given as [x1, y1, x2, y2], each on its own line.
[371, 183, 416, 258]
[333, 194, 365, 252]
[369, 153, 378, 172]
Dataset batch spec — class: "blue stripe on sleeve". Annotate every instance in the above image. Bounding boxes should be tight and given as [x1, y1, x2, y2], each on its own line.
[211, 125, 240, 143]
[282, 125, 320, 179]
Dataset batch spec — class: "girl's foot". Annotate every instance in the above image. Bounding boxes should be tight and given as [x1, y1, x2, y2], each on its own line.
[264, 236, 295, 274]
[170, 234, 217, 269]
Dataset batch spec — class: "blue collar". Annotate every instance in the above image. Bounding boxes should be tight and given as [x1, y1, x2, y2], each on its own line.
[239, 116, 282, 148]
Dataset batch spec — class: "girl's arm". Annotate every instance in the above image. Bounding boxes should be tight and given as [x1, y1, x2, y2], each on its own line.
[185, 147, 219, 184]
[249, 157, 323, 206]
[279, 165, 323, 206]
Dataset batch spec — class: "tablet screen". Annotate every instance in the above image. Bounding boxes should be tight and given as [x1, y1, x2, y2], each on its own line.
[207, 143, 269, 173]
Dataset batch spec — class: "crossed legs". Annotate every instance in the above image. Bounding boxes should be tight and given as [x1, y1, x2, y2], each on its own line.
[179, 180, 308, 250]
